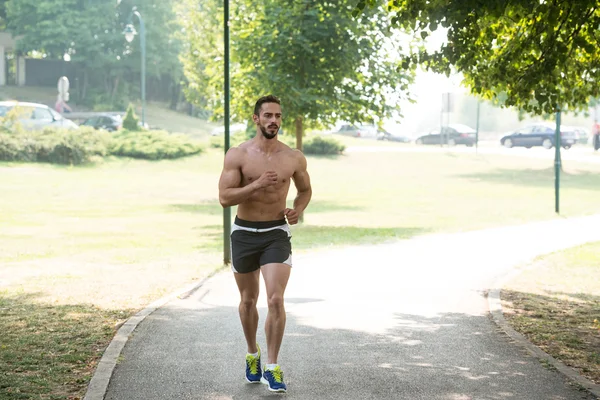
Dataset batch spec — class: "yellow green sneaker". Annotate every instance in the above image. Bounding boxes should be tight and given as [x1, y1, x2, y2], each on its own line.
[245, 344, 262, 383]
[261, 365, 287, 392]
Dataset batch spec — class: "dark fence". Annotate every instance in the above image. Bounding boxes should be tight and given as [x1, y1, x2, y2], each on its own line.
[25, 59, 77, 88]
[23, 58, 178, 104]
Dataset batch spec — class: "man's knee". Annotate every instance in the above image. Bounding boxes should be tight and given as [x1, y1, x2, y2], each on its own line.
[267, 294, 285, 310]
[240, 294, 258, 309]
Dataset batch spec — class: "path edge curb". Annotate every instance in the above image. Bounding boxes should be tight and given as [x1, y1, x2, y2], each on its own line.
[83, 267, 226, 400]
[488, 271, 600, 398]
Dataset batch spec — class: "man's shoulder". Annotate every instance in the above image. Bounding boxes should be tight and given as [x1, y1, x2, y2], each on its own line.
[227, 142, 251, 155]
[224, 144, 250, 166]
[287, 146, 306, 160]
[275, 141, 299, 154]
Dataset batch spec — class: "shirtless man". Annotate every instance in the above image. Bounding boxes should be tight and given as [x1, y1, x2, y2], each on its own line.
[218, 95, 312, 392]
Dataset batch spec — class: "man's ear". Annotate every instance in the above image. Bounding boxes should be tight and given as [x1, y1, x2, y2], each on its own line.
[252, 114, 259, 124]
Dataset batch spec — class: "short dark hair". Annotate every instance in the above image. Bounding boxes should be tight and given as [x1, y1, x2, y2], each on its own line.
[253, 95, 281, 117]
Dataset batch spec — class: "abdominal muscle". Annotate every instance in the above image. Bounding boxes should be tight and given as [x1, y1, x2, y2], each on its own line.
[237, 182, 291, 221]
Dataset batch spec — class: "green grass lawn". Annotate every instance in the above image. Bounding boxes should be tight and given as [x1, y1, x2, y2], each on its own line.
[0, 86, 59, 105]
[1, 148, 600, 399]
[143, 102, 216, 139]
[502, 241, 600, 385]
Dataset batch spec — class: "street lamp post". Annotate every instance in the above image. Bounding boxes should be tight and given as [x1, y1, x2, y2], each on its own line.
[223, 0, 231, 265]
[554, 107, 561, 214]
[123, 7, 146, 127]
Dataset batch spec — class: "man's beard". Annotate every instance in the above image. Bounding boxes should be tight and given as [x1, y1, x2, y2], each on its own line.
[260, 125, 278, 140]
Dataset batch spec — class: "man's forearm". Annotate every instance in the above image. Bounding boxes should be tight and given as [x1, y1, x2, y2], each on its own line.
[220, 183, 260, 207]
[293, 189, 312, 214]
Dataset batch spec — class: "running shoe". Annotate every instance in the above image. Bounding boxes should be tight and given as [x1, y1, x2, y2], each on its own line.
[245, 344, 262, 383]
[261, 365, 287, 392]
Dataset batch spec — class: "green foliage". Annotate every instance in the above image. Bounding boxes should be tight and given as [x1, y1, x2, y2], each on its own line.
[302, 136, 345, 155]
[178, 0, 414, 141]
[4, 0, 183, 106]
[0, 0, 7, 30]
[122, 104, 141, 131]
[109, 129, 204, 160]
[356, 0, 600, 115]
[0, 111, 203, 164]
[0, 127, 111, 165]
[0, 106, 25, 134]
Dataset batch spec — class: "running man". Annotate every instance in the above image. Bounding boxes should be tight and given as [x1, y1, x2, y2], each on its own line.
[218, 95, 312, 392]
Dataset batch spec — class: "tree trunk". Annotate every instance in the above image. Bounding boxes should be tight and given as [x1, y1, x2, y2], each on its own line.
[104, 75, 111, 95]
[82, 70, 88, 102]
[170, 81, 181, 110]
[111, 75, 121, 105]
[295, 116, 303, 151]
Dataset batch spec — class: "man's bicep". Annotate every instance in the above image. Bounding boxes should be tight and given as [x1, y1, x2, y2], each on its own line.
[218, 150, 242, 191]
[293, 170, 311, 192]
[292, 153, 311, 192]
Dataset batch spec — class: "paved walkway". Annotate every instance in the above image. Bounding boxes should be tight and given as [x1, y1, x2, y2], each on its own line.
[345, 143, 600, 164]
[94, 214, 600, 400]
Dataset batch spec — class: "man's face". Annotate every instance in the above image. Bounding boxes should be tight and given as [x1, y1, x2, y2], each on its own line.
[254, 102, 282, 140]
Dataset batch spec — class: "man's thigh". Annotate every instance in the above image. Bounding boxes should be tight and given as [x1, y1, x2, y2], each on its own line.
[234, 269, 261, 300]
[260, 263, 291, 297]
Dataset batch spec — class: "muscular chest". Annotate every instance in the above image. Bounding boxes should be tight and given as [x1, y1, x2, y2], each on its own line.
[241, 153, 295, 186]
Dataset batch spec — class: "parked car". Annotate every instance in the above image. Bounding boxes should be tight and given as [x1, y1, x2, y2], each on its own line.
[376, 129, 411, 143]
[569, 126, 590, 144]
[0, 100, 79, 130]
[335, 124, 378, 138]
[500, 123, 577, 149]
[80, 113, 123, 131]
[415, 124, 477, 146]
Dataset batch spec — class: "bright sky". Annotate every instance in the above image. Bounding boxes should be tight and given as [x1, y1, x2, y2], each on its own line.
[383, 29, 466, 134]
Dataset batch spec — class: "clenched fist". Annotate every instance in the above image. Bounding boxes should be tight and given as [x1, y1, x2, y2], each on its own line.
[284, 208, 299, 225]
[255, 170, 278, 189]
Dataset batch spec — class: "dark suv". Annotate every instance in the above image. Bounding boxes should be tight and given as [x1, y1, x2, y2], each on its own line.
[80, 114, 122, 131]
[500, 124, 577, 149]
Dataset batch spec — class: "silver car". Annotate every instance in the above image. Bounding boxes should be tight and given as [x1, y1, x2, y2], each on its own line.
[335, 124, 378, 138]
[0, 101, 79, 130]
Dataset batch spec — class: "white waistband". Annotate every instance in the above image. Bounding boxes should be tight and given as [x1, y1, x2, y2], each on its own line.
[231, 223, 291, 236]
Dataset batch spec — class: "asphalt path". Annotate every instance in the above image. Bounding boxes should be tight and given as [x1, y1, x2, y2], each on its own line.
[345, 142, 600, 164]
[102, 215, 600, 400]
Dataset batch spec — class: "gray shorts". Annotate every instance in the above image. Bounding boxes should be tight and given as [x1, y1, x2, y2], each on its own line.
[230, 217, 292, 274]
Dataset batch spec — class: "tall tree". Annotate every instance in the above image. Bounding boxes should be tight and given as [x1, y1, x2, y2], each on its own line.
[5, 0, 182, 106]
[177, 0, 223, 114]
[179, 0, 414, 149]
[0, 0, 7, 30]
[357, 0, 600, 115]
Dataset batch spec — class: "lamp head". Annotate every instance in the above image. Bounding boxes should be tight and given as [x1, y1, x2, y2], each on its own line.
[123, 24, 137, 43]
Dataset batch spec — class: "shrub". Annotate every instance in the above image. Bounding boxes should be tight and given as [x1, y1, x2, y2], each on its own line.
[209, 135, 222, 148]
[0, 127, 111, 165]
[302, 136, 345, 155]
[122, 104, 141, 131]
[109, 129, 204, 160]
[0, 107, 26, 135]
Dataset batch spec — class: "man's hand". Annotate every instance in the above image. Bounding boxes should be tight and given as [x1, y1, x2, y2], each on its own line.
[284, 208, 299, 225]
[255, 170, 278, 189]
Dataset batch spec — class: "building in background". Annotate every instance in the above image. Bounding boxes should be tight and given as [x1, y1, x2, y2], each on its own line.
[0, 32, 26, 86]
